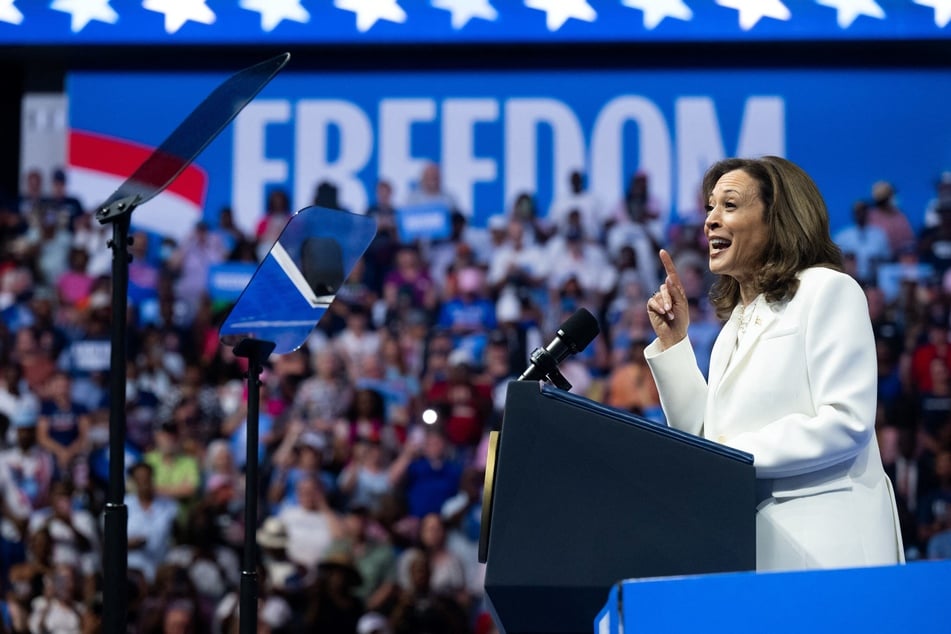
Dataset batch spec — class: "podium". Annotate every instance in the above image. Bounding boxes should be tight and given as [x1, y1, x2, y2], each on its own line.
[596, 561, 951, 633]
[480, 381, 756, 634]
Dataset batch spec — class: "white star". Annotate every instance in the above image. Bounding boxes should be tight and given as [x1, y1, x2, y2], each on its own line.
[431, 0, 497, 29]
[621, 0, 693, 30]
[334, 0, 407, 32]
[524, 0, 596, 31]
[240, 0, 309, 32]
[815, 0, 884, 28]
[0, 0, 23, 25]
[142, 0, 216, 34]
[914, 0, 951, 27]
[51, 0, 118, 33]
[715, 0, 790, 31]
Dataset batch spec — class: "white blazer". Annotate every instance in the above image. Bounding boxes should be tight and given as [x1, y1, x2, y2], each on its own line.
[646, 267, 904, 570]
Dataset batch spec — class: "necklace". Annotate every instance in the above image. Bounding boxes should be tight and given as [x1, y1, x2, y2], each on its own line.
[736, 295, 761, 340]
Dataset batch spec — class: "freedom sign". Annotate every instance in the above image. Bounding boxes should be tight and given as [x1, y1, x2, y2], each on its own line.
[67, 68, 951, 239]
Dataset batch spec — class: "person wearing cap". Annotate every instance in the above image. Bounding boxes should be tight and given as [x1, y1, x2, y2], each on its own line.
[256, 516, 310, 596]
[867, 179, 915, 254]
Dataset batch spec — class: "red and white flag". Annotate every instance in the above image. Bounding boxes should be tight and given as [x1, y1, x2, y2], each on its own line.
[67, 129, 208, 241]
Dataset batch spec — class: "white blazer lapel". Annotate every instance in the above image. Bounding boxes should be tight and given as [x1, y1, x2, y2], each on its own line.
[707, 305, 741, 400]
[718, 297, 778, 390]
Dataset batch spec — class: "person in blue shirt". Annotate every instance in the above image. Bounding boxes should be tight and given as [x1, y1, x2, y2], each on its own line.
[390, 426, 462, 519]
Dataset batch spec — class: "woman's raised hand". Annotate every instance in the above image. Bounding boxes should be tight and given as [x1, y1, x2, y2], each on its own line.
[646, 249, 690, 350]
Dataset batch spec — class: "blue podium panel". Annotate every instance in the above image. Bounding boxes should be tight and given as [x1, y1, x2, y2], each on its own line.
[599, 561, 951, 633]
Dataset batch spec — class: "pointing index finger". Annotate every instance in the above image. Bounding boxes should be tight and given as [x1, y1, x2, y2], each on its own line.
[659, 249, 684, 290]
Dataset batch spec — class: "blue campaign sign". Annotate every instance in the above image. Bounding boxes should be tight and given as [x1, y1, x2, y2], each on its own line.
[208, 262, 258, 303]
[67, 68, 951, 239]
[1, 1, 950, 44]
[398, 202, 452, 242]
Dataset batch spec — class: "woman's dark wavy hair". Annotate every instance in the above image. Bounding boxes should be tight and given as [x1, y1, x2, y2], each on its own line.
[703, 156, 843, 321]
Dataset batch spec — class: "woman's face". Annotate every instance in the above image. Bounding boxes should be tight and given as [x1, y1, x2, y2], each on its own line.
[704, 169, 769, 286]
[420, 513, 445, 549]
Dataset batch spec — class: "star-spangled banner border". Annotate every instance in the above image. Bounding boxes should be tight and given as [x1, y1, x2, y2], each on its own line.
[0, 0, 949, 44]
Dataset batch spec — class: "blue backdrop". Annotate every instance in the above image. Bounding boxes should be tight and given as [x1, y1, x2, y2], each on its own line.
[67, 68, 951, 236]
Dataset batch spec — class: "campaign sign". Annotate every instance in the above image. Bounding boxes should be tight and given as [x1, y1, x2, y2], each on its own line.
[68, 68, 951, 239]
[397, 201, 452, 242]
[207, 262, 258, 303]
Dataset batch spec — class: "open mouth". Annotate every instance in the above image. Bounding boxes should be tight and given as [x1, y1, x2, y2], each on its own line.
[709, 237, 732, 254]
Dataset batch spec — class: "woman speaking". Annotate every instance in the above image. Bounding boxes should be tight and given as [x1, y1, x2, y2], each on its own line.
[645, 156, 904, 570]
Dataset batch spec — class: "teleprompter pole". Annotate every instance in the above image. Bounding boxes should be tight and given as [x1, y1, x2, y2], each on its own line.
[233, 338, 276, 634]
[99, 200, 134, 634]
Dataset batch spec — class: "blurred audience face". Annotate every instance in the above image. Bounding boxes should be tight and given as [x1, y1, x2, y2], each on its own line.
[131, 464, 155, 500]
[376, 180, 393, 206]
[408, 552, 431, 594]
[295, 476, 323, 510]
[267, 189, 290, 214]
[420, 513, 446, 550]
[25, 169, 42, 196]
[865, 287, 886, 320]
[423, 430, 447, 462]
[154, 426, 181, 457]
[420, 163, 441, 195]
[162, 601, 195, 634]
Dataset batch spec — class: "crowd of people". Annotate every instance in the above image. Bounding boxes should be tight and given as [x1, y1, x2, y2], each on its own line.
[0, 160, 949, 633]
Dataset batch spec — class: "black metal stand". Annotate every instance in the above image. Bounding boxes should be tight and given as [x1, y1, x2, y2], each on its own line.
[232, 338, 276, 634]
[97, 195, 138, 634]
[87, 53, 291, 634]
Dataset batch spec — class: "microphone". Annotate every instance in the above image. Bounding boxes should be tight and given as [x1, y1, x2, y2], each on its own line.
[519, 308, 600, 387]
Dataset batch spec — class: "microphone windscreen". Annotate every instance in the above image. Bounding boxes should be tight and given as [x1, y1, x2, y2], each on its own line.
[558, 308, 600, 353]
